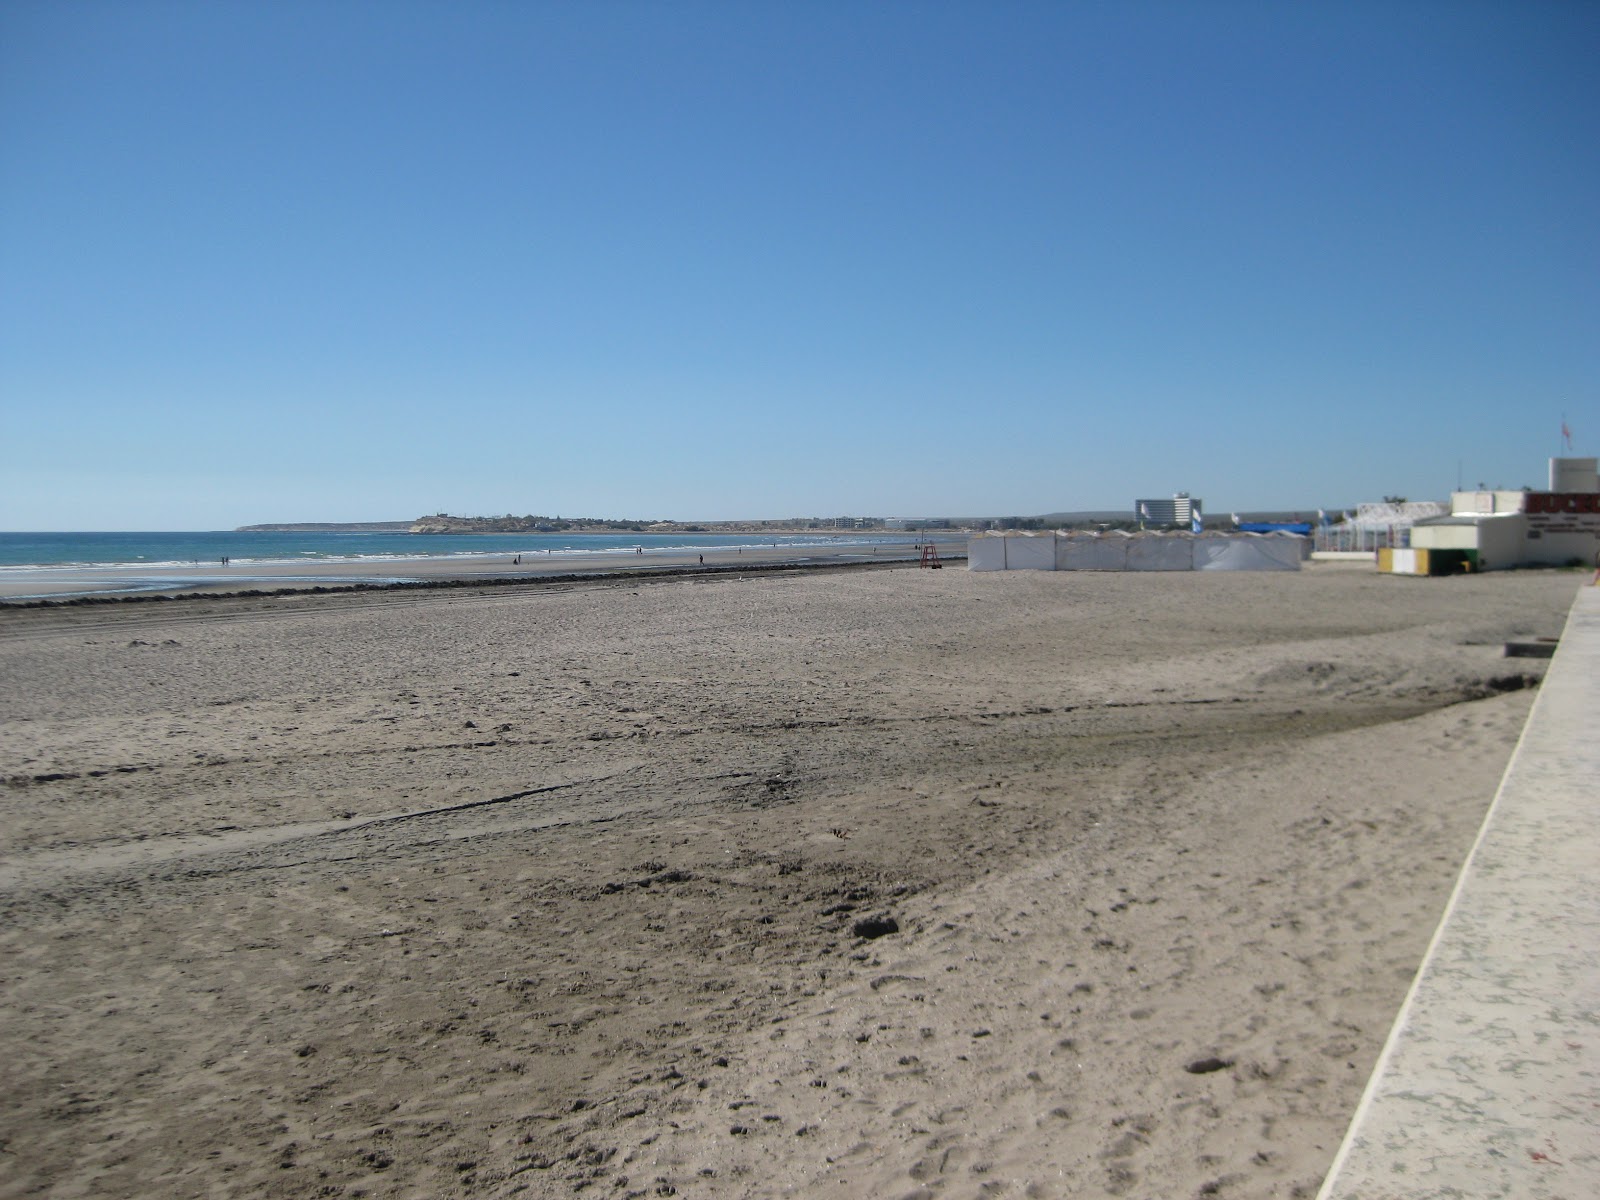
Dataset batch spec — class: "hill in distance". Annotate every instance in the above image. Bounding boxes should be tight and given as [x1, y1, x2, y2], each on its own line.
[235, 521, 414, 532]
[239, 506, 1369, 534]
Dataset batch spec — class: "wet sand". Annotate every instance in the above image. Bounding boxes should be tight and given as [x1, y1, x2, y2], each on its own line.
[0, 563, 1581, 1198]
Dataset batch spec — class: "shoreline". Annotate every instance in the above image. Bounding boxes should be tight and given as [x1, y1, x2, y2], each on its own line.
[0, 539, 959, 604]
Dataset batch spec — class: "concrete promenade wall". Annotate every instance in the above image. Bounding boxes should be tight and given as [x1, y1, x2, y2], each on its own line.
[1318, 585, 1600, 1199]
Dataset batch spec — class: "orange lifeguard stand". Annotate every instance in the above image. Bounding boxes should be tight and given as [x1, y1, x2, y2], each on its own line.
[919, 544, 942, 569]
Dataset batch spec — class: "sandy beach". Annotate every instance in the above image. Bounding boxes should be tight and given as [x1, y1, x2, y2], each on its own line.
[0, 562, 1581, 1199]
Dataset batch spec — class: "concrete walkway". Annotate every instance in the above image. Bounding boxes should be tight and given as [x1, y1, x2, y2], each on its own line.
[1318, 585, 1600, 1198]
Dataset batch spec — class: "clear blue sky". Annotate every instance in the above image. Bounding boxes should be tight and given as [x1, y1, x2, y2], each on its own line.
[2, 1, 1595, 528]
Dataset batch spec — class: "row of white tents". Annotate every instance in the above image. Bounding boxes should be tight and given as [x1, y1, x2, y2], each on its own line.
[968, 531, 1304, 572]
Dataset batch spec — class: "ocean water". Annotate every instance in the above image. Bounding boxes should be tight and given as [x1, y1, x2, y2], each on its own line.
[0, 529, 943, 571]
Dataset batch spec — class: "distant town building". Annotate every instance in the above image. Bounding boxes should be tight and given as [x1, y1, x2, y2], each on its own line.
[1134, 493, 1202, 527]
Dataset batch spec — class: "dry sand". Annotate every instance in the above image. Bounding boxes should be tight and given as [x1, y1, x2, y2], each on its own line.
[0, 563, 1581, 1199]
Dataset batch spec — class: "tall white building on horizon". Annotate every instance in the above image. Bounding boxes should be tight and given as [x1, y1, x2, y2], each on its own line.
[1134, 493, 1201, 527]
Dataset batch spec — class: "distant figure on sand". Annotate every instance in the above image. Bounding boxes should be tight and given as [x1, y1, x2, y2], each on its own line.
[698, 555, 703, 565]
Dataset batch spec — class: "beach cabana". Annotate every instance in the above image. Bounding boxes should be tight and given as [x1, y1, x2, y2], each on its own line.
[1193, 533, 1303, 571]
[1126, 534, 1193, 571]
[966, 535, 1010, 571]
[1004, 534, 1056, 571]
[968, 530, 1303, 572]
[1058, 532, 1131, 571]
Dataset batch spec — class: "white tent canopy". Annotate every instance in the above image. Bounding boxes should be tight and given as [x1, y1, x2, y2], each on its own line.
[1126, 535, 1194, 571]
[969, 532, 1303, 573]
[1059, 533, 1130, 571]
[1004, 535, 1056, 570]
[1192, 534, 1302, 571]
[967, 536, 1009, 571]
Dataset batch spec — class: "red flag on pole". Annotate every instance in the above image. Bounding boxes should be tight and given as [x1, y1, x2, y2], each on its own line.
[1562, 419, 1573, 450]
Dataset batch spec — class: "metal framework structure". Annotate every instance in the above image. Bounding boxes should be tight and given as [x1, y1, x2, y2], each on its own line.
[1314, 501, 1448, 553]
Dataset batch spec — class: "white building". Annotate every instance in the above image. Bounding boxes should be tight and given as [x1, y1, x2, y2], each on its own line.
[1392, 458, 1599, 572]
[1134, 493, 1201, 527]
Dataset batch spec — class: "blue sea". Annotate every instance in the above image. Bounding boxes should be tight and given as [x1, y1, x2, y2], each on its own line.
[0, 529, 940, 571]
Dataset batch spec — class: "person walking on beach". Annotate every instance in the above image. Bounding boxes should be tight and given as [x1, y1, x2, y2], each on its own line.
[698, 555, 703, 565]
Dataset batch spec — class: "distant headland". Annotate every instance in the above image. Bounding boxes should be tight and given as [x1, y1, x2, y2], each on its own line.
[237, 508, 1337, 535]
[234, 521, 415, 532]
[236, 513, 966, 535]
